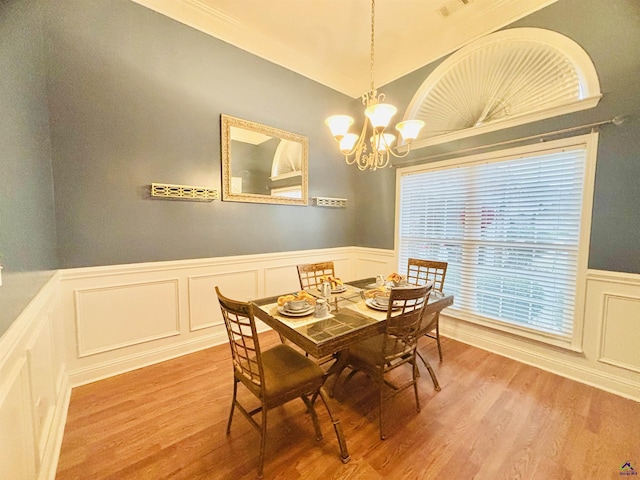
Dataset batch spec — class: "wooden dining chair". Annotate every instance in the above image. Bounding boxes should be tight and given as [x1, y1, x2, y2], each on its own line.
[216, 287, 350, 478]
[297, 261, 335, 290]
[407, 258, 448, 361]
[333, 284, 432, 440]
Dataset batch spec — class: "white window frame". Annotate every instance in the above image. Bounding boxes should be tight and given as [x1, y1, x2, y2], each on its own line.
[395, 133, 598, 351]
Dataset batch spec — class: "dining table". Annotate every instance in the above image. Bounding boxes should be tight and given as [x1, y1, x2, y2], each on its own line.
[251, 278, 453, 462]
[252, 277, 454, 362]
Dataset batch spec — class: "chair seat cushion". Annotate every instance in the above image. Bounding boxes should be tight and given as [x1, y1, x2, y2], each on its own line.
[260, 344, 324, 404]
[349, 334, 412, 367]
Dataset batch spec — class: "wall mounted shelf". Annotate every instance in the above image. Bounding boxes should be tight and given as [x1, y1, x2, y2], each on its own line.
[150, 183, 219, 202]
[312, 197, 348, 208]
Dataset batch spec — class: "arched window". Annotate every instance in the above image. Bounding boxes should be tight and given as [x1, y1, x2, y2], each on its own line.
[402, 28, 601, 149]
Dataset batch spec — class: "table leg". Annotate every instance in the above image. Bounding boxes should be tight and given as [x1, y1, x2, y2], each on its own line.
[324, 350, 349, 397]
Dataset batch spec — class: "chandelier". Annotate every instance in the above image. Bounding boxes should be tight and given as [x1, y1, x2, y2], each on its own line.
[325, 0, 425, 171]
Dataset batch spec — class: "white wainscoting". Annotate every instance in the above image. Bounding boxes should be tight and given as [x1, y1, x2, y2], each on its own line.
[59, 246, 397, 387]
[0, 272, 68, 480]
[441, 269, 640, 402]
[3, 249, 637, 480]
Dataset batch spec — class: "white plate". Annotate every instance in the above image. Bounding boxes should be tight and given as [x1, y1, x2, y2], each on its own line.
[365, 298, 400, 311]
[278, 305, 315, 317]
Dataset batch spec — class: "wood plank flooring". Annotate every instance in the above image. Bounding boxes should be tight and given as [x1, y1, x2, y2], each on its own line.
[56, 332, 640, 479]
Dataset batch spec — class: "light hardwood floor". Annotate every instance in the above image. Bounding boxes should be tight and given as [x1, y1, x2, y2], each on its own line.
[56, 332, 640, 479]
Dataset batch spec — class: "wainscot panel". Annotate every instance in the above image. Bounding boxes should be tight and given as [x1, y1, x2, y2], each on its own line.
[75, 279, 181, 357]
[188, 269, 259, 331]
[592, 272, 640, 374]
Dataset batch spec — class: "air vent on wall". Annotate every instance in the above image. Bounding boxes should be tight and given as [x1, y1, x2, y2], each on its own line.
[151, 183, 219, 201]
[312, 197, 348, 208]
[438, 0, 471, 17]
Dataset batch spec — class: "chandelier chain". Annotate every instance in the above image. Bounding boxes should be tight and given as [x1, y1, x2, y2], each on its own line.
[370, 0, 375, 93]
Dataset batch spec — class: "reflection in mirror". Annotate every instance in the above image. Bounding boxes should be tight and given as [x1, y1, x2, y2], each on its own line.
[221, 115, 308, 205]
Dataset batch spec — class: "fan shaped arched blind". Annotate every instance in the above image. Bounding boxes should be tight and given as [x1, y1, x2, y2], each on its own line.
[403, 28, 601, 149]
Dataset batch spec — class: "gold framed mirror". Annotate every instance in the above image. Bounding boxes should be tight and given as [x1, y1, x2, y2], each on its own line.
[221, 114, 308, 205]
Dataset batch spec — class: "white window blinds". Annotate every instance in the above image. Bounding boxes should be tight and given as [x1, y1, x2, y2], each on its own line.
[398, 144, 589, 340]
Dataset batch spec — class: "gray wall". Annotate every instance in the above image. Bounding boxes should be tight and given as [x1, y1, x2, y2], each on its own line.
[1, 0, 638, 274]
[0, 0, 57, 272]
[44, 0, 356, 268]
[356, 0, 640, 274]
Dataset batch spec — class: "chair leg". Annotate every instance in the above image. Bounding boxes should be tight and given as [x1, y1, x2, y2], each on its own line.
[301, 395, 323, 441]
[417, 351, 441, 392]
[317, 387, 351, 464]
[412, 360, 421, 412]
[226, 378, 238, 434]
[258, 407, 268, 479]
[378, 380, 386, 440]
[435, 319, 443, 362]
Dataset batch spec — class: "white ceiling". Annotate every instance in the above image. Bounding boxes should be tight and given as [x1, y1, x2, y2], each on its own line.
[133, 0, 557, 98]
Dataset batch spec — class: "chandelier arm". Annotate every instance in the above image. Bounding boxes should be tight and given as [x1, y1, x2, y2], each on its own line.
[388, 143, 413, 159]
[342, 118, 370, 160]
[355, 152, 371, 170]
[376, 149, 390, 170]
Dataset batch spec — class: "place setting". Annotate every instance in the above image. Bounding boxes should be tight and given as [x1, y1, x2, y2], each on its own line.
[277, 291, 316, 317]
[317, 275, 347, 294]
[362, 287, 401, 312]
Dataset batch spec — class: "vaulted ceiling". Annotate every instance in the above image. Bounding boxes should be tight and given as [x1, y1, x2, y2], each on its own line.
[132, 0, 557, 98]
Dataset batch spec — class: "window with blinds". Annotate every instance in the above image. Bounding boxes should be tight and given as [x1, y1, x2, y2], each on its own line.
[397, 135, 597, 347]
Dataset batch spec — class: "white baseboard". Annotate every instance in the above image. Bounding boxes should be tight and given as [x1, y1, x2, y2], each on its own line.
[38, 373, 71, 480]
[68, 331, 229, 387]
[441, 321, 640, 402]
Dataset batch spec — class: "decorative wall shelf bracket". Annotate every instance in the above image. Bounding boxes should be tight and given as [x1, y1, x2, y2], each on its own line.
[312, 197, 348, 208]
[150, 183, 219, 202]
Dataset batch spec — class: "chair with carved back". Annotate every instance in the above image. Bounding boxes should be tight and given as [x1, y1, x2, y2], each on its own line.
[297, 261, 335, 290]
[216, 287, 349, 478]
[407, 258, 448, 361]
[333, 284, 432, 440]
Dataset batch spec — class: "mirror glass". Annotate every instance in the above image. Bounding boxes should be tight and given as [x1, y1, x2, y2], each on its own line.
[221, 114, 308, 205]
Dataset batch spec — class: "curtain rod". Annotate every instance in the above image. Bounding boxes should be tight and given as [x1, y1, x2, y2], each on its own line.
[401, 116, 626, 165]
